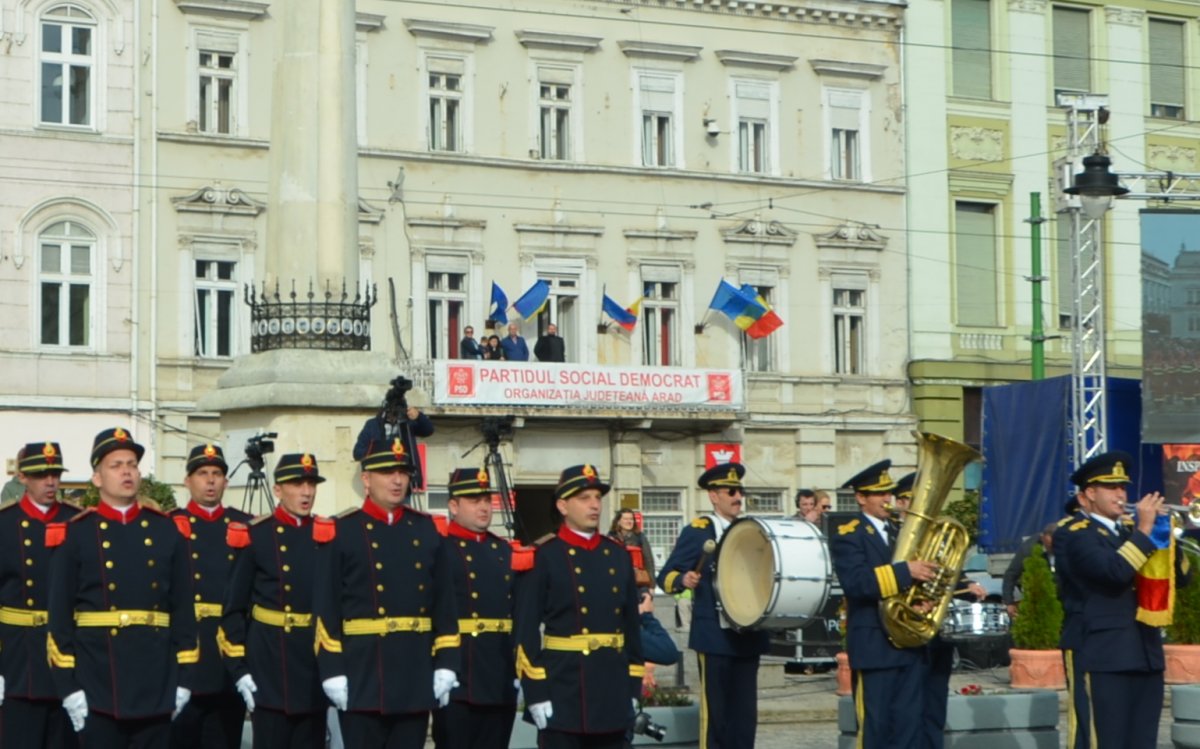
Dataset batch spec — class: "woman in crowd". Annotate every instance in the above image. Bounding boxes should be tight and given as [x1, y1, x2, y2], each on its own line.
[608, 508, 656, 585]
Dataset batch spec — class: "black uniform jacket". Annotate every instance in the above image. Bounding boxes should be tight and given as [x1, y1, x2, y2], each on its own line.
[829, 513, 922, 671]
[46, 500, 198, 718]
[1065, 515, 1188, 673]
[656, 516, 770, 658]
[1053, 510, 1088, 651]
[0, 496, 80, 700]
[515, 526, 644, 735]
[444, 520, 516, 707]
[171, 500, 251, 695]
[220, 506, 325, 715]
[313, 499, 460, 714]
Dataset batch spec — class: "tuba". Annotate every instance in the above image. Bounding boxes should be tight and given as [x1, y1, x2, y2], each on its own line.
[880, 431, 982, 649]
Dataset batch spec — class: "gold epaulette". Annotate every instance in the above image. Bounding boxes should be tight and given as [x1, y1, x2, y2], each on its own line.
[1069, 519, 1090, 532]
[1057, 516, 1073, 527]
[838, 518, 860, 536]
[690, 517, 710, 529]
[533, 532, 556, 547]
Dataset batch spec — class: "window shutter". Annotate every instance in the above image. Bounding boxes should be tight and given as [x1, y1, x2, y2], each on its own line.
[428, 56, 465, 76]
[639, 73, 675, 112]
[951, 0, 991, 99]
[954, 202, 999, 327]
[538, 66, 573, 86]
[828, 91, 861, 130]
[1150, 20, 1185, 107]
[735, 81, 770, 120]
[1053, 7, 1091, 93]
[196, 30, 238, 55]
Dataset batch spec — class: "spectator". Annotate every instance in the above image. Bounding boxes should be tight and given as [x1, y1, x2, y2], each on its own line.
[534, 323, 566, 362]
[794, 488, 817, 521]
[637, 591, 680, 666]
[1002, 522, 1058, 618]
[609, 508, 656, 584]
[459, 325, 483, 359]
[813, 490, 832, 524]
[482, 334, 504, 360]
[499, 323, 529, 361]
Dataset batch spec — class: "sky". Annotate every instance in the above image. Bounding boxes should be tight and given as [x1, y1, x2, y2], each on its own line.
[1141, 210, 1200, 265]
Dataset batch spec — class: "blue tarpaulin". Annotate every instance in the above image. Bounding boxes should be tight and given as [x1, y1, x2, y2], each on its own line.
[978, 375, 1156, 553]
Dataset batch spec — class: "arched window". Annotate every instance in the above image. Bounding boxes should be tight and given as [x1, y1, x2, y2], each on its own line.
[39, 220, 95, 347]
[40, 4, 96, 127]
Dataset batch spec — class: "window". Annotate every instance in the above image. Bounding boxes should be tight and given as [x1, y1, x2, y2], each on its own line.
[734, 80, 773, 173]
[427, 257, 467, 358]
[536, 274, 579, 361]
[40, 5, 95, 127]
[1149, 19, 1185, 119]
[428, 57, 464, 152]
[951, 0, 991, 99]
[39, 220, 94, 347]
[1053, 7, 1091, 97]
[954, 202, 999, 327]
[538, 67, 573, 160]
[744, 488, 784, 514]
[826, 89, 865, 181]
[637, 72, 680, 167]
[641, 490, 683, 568]
[742, 284, 777, 372]
[194, 259, 237, 358]
[832, 287, 865, 375]
[641, 274, 680, 367]
[197, 32, 238, 135]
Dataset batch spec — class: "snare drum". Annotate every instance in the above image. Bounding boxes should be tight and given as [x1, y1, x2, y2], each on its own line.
[941, 601, 1009, 639]
[713, 517, 832, 630]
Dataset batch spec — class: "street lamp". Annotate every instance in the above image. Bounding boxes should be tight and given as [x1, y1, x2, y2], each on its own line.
[1064, 152, 1129, 220]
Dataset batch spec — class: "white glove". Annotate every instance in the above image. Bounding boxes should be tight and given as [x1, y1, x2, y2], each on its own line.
[173, 687, 192, 720]
[235, 674, 257, 713]
[632, 697, 639, 713]
[0, 675, 5, 706]
[529, 700, 553, 730]
[323, 675, 349, 711]
[63, 690, 88, 732]
[433, 668, 459, 708]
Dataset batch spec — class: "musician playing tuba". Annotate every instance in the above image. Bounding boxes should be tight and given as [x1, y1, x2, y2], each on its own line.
[829, 460, 939, 748]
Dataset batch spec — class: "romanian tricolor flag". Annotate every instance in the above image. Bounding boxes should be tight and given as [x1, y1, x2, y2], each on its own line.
[1135, 514, 1176, 627]
[602, 294, 640, 331]
[741, 285, 784, 340]
[708, 280, 765, 330]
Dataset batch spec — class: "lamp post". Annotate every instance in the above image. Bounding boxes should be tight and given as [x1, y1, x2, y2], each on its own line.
[1064, 153, 1129, 219]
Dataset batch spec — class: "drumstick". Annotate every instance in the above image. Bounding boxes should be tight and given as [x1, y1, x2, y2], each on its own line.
[693, 540, 717, 574]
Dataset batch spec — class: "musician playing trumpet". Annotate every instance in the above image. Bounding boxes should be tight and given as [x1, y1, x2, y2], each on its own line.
[657, 463, 768, 749]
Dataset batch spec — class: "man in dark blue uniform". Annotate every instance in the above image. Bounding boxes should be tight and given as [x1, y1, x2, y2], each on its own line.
[1053, 488, 1092, 749]
[313, 436, 460, 748]
[0, 442, 80, 748]
[220, 453, 329, 749]
[829, 460, 937, 748]
[1064, 450, 1185, 749]
[46, 428, 198, 748]
[170, 444, 251, 749]
[515, 464, 643, 749]
[432, 467, 517, 749]
[656, 462, 768, 749]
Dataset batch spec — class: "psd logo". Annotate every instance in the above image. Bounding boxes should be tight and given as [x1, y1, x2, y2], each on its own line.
[447, 365, 475, 397]
[706, 373, 732, 403]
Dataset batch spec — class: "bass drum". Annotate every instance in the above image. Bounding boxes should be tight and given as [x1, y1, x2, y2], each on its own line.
[713, 517, 832, 630]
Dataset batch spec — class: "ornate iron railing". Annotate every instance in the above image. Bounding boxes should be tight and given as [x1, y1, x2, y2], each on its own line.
[246, 280, 376, 352]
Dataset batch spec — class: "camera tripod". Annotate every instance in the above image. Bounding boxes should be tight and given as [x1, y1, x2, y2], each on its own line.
[465, 423, 524, 542]
[230, 457, 274, 517]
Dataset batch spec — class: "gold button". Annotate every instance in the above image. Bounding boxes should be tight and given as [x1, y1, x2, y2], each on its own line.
[105, 561, 113, 569]
[568, 549, 576, 556]
[418, 584, 425, 591]
[228, 554, 235, 561]
[491, 542, 498, 549]
[582, 606, 589, 614]
[110, 628, 118, 636]
[420, 606, 427, 614]
[574, 567, 582, 573]
[469, 572, 476, 579]
[24, 539, 31, 546]
[578, 586, 585, 593]
[195, 594, 201, 601]
[280, 545, 288, 553]
[376, 584, 384, 592]
[366, 523, 374, 530]
[25, 559, 32, 566]
[100, 522, 108, 530]
[582, 627, 589, 634]
[189, 517, 196, 523]
[460, 541, 467, 548]
[609, 569, 616, 575]
[190, 534, 197, 541]
[192, 553, 199, 560]
[21, 520, 29, 528]
[371, 542, 379, 549]
[612, 586, 619, 593]
[26, 598, 34, 606]
[282, 565, 290, 572]
[465, 555, 472, 562]
[413, 539, 420, 546]
[615, 608, 621, 614]
[276, 527, 284, 534]
[141, 520, 150, 528]
[378, 607, 386, 615]
[414, 562, 422, 569]
[285, 584, 292, 592]
[603, 549, 610, 555]
[224, 518, 230, 524]
[102, 541, 111, 549]
[285, 605, 292, 612]
[26, 580, 34, 588]
[471, 592, 479, 599]
[194, 573, 201, 580]
[147, 560, 155, 567]
[108, 583, 116, 591]
[151, 582, 158, 589]
[375, 562, 383, 570]
[145, 538, 153, 546]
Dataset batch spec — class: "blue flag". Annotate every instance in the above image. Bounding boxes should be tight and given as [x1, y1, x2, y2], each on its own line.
[708, 279, 764, 323]
[489, 282, 509, 325]
[602, 294, 638, 330]
[513, 280, 551, 319]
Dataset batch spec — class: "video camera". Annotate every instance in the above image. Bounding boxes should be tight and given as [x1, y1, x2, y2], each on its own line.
[381, 376, 413, 424]
[244, 432, 278, 471]
[631, 711, 667, 742]
[481, 416, 515, 446]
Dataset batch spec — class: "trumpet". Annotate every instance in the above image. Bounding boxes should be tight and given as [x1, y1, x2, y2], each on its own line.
[1124, 502, 1200, 521]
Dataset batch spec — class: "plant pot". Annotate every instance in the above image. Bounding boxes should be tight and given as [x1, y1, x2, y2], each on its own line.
[1008, 648, 1065, 690]
[835, 651, 852, 696]
[1166, 643, 1200, 685]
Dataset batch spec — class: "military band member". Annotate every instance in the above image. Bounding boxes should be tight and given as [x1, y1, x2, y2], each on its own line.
[170, 444, 252, 749]
[313, 437, 460, 749]
[515, 464, 644, 749]
[0, 442, 80, 748]
[220, 453, 329, 749]
[46, 428, 198, 748]
[829, 460, 937, 748]
[1064, 451, 1186, 749]
[431, 467, 517, 749]
[656, 462, 768, 749]
[1053, 488, 1093, 749]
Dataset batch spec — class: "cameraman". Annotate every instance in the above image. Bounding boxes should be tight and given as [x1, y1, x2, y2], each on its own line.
[353, 408, 433, 465]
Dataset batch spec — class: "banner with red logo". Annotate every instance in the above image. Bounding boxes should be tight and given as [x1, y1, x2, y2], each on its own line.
[434, 361, 743, 409]
[704, 443, 742, 468]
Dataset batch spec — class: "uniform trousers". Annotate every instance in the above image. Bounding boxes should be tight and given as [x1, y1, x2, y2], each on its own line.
[80, 712, 170, 749]
[921, 639, 954, 749]
[432, 700, 517, 749]
[852, 662, 924, 749]
[250, 707, 326, 749]
[1086, 670, 1163, 749]
[536, 728, 624, 749]
[337, 710, 429, 749]
[170, 688, 246, 749]
[0, 696, 77, 749]
[697, 652, 759, 749]
[1064, 650, 1090, 749]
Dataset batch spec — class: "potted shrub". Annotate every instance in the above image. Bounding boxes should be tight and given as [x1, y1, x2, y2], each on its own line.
[1166, 550, 1200, 684]
[1008, 545, 1066, 689]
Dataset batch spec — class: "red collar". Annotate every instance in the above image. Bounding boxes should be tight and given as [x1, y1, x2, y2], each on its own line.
[361, 498, 403, 525]
[19, 495, 59, 523]
[187, 500, 225, 521]
[557, 524, 602, 551]
[447, 521, 487, 543]
[97, 501, 141, 524]
[273, 505, 311, 527]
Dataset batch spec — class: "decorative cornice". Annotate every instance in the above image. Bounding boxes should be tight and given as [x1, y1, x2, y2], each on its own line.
[358, 198, 385, 225]
[949, 126, 1004, 163]
[715, 50, 797, 71]
[814, 223, 888, 250]
[809, 59, 887, 80]
[595, 1, 903, 30]
[626, 255, 696, 270]
[617, 40, 702, 62]
[403, 18, 494, 43]
[172, 184, 266, 216]
[1006, 0, 1047, 14]
[1148, 144, 1197, 172]
[356, 12, 385, 32]
[721, 218, 797, 246]
[515, 30, 602, 52]
[1104, 6, 1144, 26]
[622, 229, 698, 241]
[405, 217, 487, 230]
[172, 0, 269, 21]
[513, 224, 604, 236]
